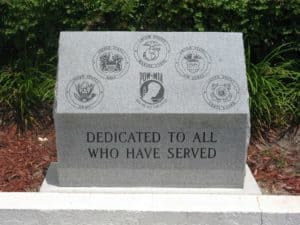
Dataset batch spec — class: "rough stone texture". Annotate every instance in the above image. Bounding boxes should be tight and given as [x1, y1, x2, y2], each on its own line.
[55, 32, 249, 187]
[40, 163, 261, 195]
[262, 214, 300, 225]
[0, 193, 299, 225]
[259, 196, 300, 225]
[0, 210, 261, 225]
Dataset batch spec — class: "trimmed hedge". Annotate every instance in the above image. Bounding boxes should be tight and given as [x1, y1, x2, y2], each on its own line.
[1, 0, 299, 66]
[0, 0, 299, 134]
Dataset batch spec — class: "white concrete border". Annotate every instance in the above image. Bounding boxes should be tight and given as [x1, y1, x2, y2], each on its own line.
[0, 193, 299, 225]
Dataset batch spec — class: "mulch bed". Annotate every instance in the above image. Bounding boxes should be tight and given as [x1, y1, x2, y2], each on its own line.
[247, 130, 300, 195]
[0, 125, 299, 194]
[0, 125, 56, 191]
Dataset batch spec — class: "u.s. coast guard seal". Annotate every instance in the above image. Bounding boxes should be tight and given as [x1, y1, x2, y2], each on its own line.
[175, 46, 212, 80]
[202, 75, 240, 110]
[65, 75, 104, 109]
[134, 35, 170, 68]
[137, 72, 166, 108]
[93, 46, 129, 80]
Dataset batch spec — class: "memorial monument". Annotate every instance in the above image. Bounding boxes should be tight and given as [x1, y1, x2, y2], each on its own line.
[42, 32, 259, 192]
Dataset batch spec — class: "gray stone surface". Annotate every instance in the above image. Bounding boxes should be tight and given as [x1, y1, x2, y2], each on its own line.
[54, 32, 249, 187]
[41, 163, 261, 194]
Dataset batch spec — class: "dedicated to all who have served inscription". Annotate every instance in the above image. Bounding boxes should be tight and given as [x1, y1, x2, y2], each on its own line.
[54, 32, 250, 188]
[86, 131, 217, 160]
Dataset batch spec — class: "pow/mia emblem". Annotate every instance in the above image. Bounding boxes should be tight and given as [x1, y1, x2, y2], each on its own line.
[134, 35, 170, 68]
[93, 46, 129, 80]
[65, 75, 104, 109]
[203, 75, 240, 110]
[175, 46, 212, 80]
[137, 72, 166, 108]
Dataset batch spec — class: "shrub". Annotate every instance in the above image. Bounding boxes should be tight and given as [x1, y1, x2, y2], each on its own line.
[0, 63, 55, 131]
[0, 0, 299, 135]
[1, 0, 299, 64]
[247, 44, 300, 139]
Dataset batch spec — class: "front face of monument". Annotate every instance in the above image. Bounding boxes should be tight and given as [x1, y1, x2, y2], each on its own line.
[55, 32, 250, 188]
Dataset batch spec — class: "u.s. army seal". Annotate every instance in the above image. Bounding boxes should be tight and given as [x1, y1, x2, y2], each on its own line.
[93, 46, 130, 80]
[202, 75, 240, 110]
[65, 74, 104, 109]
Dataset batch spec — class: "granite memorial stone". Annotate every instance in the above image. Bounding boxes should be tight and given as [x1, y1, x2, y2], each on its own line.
[54, 31, 249, 188]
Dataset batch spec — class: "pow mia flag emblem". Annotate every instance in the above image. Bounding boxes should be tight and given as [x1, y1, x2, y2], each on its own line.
[137, 72, 166, 108]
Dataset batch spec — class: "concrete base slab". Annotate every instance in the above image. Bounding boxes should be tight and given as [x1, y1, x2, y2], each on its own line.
[0, 193, 299, 225]
[40, 163, 261, 194]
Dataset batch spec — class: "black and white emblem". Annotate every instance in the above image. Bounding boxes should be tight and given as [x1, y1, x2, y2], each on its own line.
[93, 46, 129, 80]
[137, 72, 166, 108]
[175, 46, 212, 80]
[66, 75, 104, 109]
[134, 35, 170, 68]
[203, 75, 240, 110]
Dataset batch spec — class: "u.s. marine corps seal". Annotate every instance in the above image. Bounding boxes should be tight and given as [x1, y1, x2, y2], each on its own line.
[65, 74, 104, 109]
[202, 75, 240, 110]
[134, 35, 170, 68]
[137, 72, 166, 108]
[175, 46, 212, 80]
[93, 46, 130, 80]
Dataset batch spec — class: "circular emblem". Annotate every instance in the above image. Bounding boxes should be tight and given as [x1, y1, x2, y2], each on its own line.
[175, 46, 212, 80]
[134, 35, 170, 68]
[140, 80, 165, 105]
[93, 46, 130, 80]
[66, 74, 104, 109]
[203, 75, 240, 110]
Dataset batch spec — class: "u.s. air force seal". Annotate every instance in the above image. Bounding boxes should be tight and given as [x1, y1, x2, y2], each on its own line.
[93, 46, 130, 80]
[65, 75, 104, 109]
[134, 35, 170, 68]
[136, 72, 166, 108]
[202, 75, 240, 110]
[175, 46, 212, 80]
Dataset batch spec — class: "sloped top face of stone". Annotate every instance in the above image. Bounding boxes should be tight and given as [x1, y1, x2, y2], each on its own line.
[56, 32, 249, 114]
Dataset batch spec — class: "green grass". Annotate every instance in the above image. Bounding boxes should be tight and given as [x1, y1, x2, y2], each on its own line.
[247, 43, 300, 139]
[0, 64, 55, 132]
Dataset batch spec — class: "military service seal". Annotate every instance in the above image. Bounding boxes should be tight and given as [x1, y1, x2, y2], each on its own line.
[175, 46, 212, 80]
[134, 35, 170, 68]
[202, 75, 240, 110]
[93, 46, 130, 80]
[65, 74, 104, 109]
